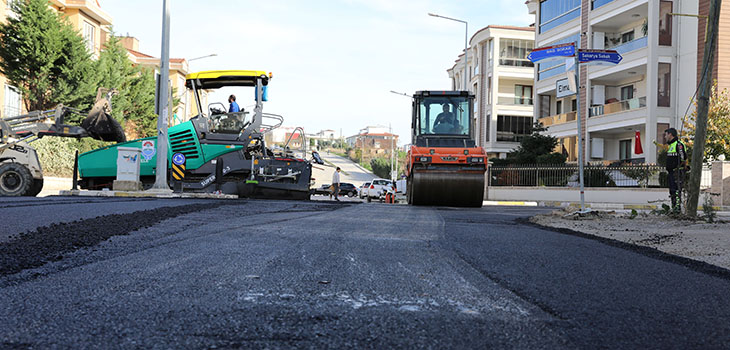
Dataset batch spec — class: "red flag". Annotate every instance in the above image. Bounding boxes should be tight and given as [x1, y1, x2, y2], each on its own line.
[634, 131, 644, 155]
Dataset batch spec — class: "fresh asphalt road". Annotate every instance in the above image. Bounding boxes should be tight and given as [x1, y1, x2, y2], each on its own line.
[2, 198, 730, 349]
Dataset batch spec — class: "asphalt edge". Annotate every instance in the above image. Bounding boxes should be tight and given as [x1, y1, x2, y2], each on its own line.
[517, 217, 730, 282]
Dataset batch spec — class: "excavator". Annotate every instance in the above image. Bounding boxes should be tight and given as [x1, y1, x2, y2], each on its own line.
[406, 90, 486, 207]
[0, 89, 124, 196]
[77, 70, 321, 199]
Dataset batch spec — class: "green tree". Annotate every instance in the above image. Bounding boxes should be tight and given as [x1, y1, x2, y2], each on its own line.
[493, 122, 567, 165]
[683, 83, 730, 161]
[0, 0, 96, 113]
[93, 35, 157, 137]
[370, 157, 391, 179]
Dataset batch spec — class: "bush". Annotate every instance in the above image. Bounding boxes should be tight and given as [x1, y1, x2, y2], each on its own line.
[370, 157, 390, 179]
[32, 137, 111, 177]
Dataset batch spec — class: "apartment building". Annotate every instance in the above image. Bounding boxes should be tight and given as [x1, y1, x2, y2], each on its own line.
[346, 126, 398, 154]
[449, 26, 536, 159]
[527, 0, 700, 164]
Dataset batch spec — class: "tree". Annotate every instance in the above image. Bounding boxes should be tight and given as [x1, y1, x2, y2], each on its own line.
[0, 0, 96, 113]
[94, 35, 157, 137]
[370, 157, 391, 179]
[682, 83, 730, 161]
[492, 122, 567, 165]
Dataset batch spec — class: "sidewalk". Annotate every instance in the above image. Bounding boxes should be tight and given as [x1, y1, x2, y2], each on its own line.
[531, 209, 730, 271]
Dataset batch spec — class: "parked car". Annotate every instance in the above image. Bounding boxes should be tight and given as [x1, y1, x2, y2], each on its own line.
[366, 178, 394, 200]
[359, 182, 371, 199]
[339, 183, 358, 197]
[312, 184, 331, 196]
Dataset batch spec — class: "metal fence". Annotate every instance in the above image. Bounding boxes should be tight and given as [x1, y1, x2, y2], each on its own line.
[488, 164, 713, 189]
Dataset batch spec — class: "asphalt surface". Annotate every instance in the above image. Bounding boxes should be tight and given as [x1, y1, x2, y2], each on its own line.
[1, 197, 730, 349]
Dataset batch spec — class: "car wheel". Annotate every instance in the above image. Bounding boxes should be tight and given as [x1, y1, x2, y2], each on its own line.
[348, 191, 355, 197]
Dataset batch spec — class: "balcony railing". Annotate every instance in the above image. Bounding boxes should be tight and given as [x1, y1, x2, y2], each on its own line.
[592, 0, 615, 10]
[499, 59, 534, 68]
[608, 35, 648, 54]
[497, 96, 534, 106]
[589, 96, 646, 117]
[538, 111, 577, 127]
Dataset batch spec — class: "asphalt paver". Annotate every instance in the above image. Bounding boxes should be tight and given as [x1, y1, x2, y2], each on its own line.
[1, 200, 729, 349]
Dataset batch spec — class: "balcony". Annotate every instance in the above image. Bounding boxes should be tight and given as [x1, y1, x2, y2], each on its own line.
[608, 35, 647, 54]
[497, 96, 534, 106]
[589, 96, 646, 117]
[538, 112, 577, 127]
[499, 59, 534, 68]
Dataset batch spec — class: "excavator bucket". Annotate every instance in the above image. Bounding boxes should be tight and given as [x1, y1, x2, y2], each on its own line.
[81, 89, 126, 143]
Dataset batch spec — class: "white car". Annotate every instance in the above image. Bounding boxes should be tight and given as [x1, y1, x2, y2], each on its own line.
[366, 178, 394, 200]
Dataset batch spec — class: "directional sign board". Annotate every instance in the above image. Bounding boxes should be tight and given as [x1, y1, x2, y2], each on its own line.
[577, 49, 622, 64]
[527, 43, 576, 63]
[172, 152, 186, 166]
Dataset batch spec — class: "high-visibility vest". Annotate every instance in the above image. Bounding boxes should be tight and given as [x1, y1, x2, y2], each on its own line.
[667, 140, 684, 156]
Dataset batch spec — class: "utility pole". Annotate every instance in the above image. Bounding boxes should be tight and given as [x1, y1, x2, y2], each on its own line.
[687, 0, 722, 216]
[150, 0, 171, 192]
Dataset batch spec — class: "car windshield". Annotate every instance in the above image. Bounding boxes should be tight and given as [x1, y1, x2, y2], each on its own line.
[417, 96, 470, 136]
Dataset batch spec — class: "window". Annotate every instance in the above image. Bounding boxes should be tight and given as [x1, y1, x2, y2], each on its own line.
[538, 33, 580, 80]
[499, 39, 534, 67]
[488, 40, 493, 62]
[4, 84, 22, 118]
[539, 95, 551, 118]
[485, 113, 491, 142]
[659, 1, 673, 46]
[620, 85, 634, 101]
[621, 30, 635, 44]
[556, 100, 563, 115]
[6, 0, 20, 19]
[487, 77, 492, 104]
[658, 63, 671, 107]
[619, 139, 632, 160]
[514, 85, 533, 105]
[571, 99, 577, 112]
[417, 96, 471, 136]
[539, 0, 581, 33]
[83, 21, 95, 53]
[497, 115, 532, 142]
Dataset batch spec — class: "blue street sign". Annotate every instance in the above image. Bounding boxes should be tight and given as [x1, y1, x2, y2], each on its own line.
[527, 43, 576, 63]
[577, 49, 622, 64]
[172, 152, 186, 166]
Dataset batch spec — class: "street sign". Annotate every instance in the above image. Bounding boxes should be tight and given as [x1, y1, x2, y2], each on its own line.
[527, 43, 576, 63]
[172, 152, 186, 166]
[577, 49, 623, 64]
[556, 78, 575, 98]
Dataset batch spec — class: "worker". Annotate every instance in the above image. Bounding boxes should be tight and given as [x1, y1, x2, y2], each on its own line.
[433, 104, 457, 133]
[664, 127, 687, 212]
[332, 167, 341, 201]
[228, 94, 240, 113]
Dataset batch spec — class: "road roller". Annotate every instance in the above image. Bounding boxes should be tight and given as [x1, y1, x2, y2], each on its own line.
[406, 91, 486, 207]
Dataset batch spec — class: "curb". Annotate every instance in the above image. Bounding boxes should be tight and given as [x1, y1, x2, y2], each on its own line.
[483, 200, 538, 206]
[58, 190, 238, 199]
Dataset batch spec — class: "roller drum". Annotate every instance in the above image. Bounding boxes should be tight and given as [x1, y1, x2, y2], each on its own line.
[410, 169, 484, 207]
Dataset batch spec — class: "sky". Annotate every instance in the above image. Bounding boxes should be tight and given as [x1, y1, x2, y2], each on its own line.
[102, 0, 533, 144]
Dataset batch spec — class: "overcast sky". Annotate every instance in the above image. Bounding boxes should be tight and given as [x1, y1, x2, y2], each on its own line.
[102, 0, 532, 144]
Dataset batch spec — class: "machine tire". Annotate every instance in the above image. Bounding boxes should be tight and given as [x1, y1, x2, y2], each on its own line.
[0, 163, 33, 197]
[25, 178, 44, 197]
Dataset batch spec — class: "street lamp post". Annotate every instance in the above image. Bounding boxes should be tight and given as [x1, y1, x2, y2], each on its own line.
[428, 13, 468, 92]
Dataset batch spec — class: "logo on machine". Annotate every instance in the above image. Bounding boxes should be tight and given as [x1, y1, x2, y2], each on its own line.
[141, 140, 156, 161]
[440, 156, 458, 161]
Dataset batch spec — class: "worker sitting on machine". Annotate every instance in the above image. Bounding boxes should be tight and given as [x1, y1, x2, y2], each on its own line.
[433, 104, 459, 134]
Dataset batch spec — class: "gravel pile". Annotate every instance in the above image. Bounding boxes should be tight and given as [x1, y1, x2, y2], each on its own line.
[0, 202, 232, 276]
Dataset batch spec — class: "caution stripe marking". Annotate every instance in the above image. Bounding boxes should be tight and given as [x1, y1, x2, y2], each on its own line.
[172, 164, 186, 180]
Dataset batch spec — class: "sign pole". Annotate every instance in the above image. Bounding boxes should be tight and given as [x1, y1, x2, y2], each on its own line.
[574, 48, 585, 212]
[150, 0, 172, 192]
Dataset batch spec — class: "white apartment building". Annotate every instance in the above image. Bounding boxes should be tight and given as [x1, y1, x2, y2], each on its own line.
[527, 0, 699, 164]
[448, 26, 536, 159]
